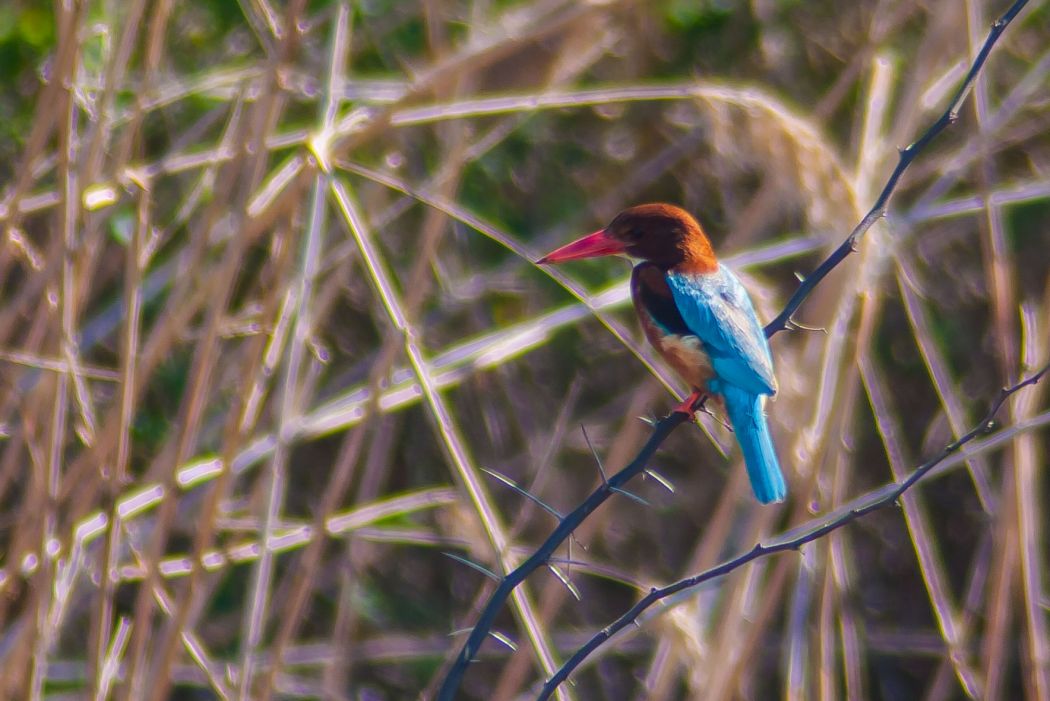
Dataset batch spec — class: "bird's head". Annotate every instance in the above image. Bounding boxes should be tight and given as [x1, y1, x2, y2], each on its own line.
[537, 203, 717, 272]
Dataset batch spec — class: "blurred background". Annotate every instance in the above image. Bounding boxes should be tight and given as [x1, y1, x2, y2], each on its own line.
[0, 0, 1048, 699]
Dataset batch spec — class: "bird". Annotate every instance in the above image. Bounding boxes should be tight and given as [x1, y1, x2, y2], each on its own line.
[537, 203, 786, 504]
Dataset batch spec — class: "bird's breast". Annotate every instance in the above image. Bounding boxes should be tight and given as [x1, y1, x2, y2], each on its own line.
[651, 330, 714, 390]
[631, 262, 716, 390]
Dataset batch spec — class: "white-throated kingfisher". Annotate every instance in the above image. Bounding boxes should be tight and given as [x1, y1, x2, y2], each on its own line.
[537, 203, 786, 504]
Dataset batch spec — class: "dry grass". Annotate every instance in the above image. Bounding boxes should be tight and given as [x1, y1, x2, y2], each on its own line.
[0, 1, 1047, 699]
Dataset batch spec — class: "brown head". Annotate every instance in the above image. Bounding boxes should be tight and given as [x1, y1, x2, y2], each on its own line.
[537, 203, 718, 273]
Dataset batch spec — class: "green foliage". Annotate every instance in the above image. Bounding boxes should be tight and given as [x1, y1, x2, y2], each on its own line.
[0, 5, 53, 163]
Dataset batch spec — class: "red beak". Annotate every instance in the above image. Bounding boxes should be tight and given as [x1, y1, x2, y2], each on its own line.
[536, 229, 627, 264]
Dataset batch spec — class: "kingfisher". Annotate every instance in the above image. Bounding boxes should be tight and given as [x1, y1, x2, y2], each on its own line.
[537, 203, 786, 504]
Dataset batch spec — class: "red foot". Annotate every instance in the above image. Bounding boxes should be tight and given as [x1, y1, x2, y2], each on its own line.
[672, 390, 706, 416]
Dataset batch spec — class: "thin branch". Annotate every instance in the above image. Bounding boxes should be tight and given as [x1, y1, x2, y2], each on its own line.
[765, 0, 1029, 337]
[437, 411, 692, 699]
[237, 5, 345, 699]
[334, 176, 569, 699]
[538, 361, 1050, 699]
[437, 2, 1029, 696]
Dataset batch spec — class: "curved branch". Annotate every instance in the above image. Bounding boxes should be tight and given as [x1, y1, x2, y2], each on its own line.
[437, 409, 692, 700]
[766, 0, 1029, 337]
[537, 362, 1049, 699]
[437, 1, 1029, 697]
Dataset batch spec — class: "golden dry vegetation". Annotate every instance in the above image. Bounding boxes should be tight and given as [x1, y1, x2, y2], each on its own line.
[0, 1, 1048, 699]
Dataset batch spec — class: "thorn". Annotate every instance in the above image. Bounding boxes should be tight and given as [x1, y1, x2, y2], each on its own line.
[691, 400, 727, 430]
[697, 406, 733, 433]
[610, 486, 650, 507]
[547, 564, 582, 601]
[644, 469, 676, 494]
[489, 630, 518, 652]
[443, 552, 501, 581]
[638, 414, 658, 427]
[786, 317, 827, 334]
[581, 424, 607, 484]
[481, 467, 563, 520]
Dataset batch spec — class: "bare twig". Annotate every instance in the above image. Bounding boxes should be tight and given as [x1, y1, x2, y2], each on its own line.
[765, 0, 1029, 337]
[438, 410, 693, 700]
[437, 2, 1030, 696]
[538, 361, 1050, 699]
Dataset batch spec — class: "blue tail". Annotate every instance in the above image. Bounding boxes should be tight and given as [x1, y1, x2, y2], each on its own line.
[721, 384, 786, 504]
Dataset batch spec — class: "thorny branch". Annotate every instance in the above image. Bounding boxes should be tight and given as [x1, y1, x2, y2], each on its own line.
[765, 0, 1029, 337]
[437, 1, 1031, 698]
[537, 361, 1049, 699]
